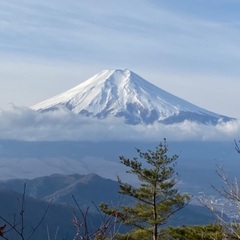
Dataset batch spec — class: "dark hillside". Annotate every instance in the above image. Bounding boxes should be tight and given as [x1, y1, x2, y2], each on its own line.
[0, 173, 220, 228]
[0, 189, 73, 239]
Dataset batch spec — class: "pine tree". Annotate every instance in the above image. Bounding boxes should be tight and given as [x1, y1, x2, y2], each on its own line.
[100, 139, 190, 240]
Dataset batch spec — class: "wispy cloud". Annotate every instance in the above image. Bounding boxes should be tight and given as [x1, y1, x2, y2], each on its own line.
[1, 0, 240, 69]
[0, 107, 239, 141]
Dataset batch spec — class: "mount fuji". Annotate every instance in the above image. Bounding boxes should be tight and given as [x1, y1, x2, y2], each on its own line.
[32, 69, 234, 125]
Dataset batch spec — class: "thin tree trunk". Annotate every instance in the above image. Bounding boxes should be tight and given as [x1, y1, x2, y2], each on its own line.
[153, 188, 158, 240]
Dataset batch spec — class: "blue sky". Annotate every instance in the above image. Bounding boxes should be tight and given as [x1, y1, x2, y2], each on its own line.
[1, 0, 240, 118]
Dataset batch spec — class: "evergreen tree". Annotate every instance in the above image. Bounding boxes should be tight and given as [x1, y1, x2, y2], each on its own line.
[100, 139, 190, 240]
[161, 224, 224, 240]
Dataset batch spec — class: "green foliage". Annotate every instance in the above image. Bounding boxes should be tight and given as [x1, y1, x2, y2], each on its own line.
[222, 223, 240, 239]
[161, 224, 224, 240]
[100, 140, 190, 240]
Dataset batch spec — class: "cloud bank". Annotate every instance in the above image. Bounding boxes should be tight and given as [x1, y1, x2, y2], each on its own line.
[0, 106, 239, 142]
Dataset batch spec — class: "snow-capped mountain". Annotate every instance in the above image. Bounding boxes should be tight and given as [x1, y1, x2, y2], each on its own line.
[32, 69, 233, 125]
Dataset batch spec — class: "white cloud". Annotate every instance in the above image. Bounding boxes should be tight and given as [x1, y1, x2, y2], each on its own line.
[0, 106, 239, 141]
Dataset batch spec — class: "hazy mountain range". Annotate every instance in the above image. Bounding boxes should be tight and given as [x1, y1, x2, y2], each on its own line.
[0, 173, 218, 240]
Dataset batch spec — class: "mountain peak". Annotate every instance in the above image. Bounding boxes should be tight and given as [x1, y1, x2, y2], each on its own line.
[32, 69, 234, 125]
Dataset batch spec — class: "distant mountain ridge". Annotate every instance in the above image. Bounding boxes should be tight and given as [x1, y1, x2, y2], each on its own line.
[0, 173, 121, 207]
[0, 173, 219, 230]
[32, 69, 233, 125]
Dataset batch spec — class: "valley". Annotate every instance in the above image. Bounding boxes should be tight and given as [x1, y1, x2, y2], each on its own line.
[0, 140, 239, 223]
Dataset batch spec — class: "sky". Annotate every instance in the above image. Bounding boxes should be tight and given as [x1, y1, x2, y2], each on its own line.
[0, 0, 240, 117]
[1, 0, 240, 141]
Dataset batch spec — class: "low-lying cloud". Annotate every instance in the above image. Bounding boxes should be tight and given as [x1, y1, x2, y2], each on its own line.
[0, 106, 239, 142]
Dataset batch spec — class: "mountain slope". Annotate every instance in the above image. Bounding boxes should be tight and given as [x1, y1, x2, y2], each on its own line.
[0, 174, 219, 229]
[32, 69, 233, 125]
[0, 173, 121, 207]
[0, 189, 74, 239]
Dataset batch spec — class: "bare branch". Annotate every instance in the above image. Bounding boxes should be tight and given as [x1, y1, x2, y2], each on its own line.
[26, 199, 52, 240]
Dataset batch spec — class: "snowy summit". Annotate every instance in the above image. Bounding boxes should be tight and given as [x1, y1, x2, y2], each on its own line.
[32, 69, 233, 125]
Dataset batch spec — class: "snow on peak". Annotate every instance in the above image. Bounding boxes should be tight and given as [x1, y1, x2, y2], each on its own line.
[32, 69, 233, 125]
